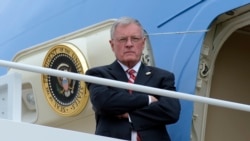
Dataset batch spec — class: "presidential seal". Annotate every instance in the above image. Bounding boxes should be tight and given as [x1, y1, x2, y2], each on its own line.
[42, 43, 89, 116]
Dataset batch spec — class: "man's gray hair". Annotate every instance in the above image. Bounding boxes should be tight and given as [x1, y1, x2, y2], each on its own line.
[110, 17, 145, 39]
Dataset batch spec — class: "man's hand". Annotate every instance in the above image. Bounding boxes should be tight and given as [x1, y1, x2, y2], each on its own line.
[150, 95, 158, 103]
[117, 113, 129, 119]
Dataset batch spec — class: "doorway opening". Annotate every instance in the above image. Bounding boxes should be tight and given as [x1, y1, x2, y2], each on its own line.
[192, 5, 250, 141]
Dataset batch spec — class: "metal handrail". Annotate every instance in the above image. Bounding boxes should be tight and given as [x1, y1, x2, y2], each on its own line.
[1, 59, 250, 112]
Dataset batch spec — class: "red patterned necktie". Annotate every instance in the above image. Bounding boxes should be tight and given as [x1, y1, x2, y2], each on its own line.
[127, 69, 136, 94]
[127, 69, 141, 141]
[137, 134, 141, 141]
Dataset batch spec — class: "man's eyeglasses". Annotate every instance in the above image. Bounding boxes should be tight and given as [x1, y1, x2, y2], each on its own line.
[114, 36, 143, 44]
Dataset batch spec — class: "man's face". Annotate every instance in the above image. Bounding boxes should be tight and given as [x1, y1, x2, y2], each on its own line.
[109, 23, 145, 67]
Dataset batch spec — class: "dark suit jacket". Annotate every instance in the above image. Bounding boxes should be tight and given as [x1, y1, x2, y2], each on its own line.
[85, 61, 181, 141]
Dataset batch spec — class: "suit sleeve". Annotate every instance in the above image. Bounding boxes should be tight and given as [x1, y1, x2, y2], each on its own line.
[129, 71, 181, 130]
[85, 68, 149, 116]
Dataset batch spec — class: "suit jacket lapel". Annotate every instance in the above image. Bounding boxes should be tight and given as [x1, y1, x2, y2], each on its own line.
[108, 61, 128, 82]
[135, 63, 152, 85]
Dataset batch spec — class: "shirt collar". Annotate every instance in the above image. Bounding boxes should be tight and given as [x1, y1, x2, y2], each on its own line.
[117, 60, 141, 73]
